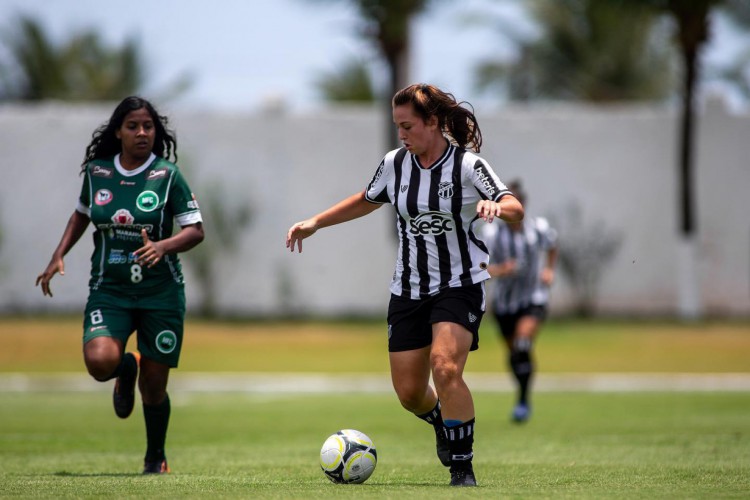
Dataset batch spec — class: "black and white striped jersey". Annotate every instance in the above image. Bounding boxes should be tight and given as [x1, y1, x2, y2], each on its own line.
[365, 143, 511, 300]
[482, 216, 558, 315]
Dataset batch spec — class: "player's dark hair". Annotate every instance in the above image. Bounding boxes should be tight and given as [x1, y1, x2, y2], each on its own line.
[392, 83, 483, 153]
[508, 179, 526, 205]
[80, 96, 177, 173]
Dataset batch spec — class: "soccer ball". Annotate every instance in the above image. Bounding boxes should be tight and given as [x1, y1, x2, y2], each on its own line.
[319, 429, 377, 484]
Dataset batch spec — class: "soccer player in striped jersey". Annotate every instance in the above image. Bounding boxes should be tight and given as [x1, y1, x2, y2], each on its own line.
[287, 83, 524, 487]
[482, 180, 558, 423]
[36, 96, 204, 474]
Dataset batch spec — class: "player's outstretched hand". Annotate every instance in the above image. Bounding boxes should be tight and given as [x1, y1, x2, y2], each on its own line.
[133, 229, 164, 268]
[477, 199, 502, 223]
[36, 256, 65, 297]
[286, 220, 318, 253]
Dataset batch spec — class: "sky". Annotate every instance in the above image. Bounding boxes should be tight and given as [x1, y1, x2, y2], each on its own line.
[0, 0, 745, 113]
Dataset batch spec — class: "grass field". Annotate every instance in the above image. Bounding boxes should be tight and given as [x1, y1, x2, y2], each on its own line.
[1, 317, 749, 498]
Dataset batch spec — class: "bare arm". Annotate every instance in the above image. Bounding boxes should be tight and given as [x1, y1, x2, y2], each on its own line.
[36, 210, 91, 297]
[286, 191, 381, 253]
[133, 223, 205, 268]
[476, 194, 524, 224]
[540, 246, 558, 286]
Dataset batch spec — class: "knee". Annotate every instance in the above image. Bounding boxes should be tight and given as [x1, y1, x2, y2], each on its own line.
[83, 341, 121, 381]
[138, 369, 168, 405]
[431, 354, 461, 388]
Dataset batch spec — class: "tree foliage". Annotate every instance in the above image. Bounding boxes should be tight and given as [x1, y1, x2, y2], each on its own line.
[0, 17, 143, 101]
[476, 0, 675, 102]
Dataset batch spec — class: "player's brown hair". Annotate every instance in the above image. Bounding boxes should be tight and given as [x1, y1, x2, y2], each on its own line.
[392, 83, 483, 153]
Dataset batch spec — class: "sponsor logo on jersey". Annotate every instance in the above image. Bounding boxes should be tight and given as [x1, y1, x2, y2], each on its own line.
[155, 330, 178, 354]
[120, 180, 136, 186]
[409, 211, 454, 236]
[437, 181, 454, 199]
[371, 162, 385, 185]
[136, 191, 159, 212]
[147, 168, 168, 180]
[400, 184, 409, 193]
[107, 249, 137, 265]
[473, 164, 497, 197]
[94, 189, 113, 205]
[111, 208, 135, 225]
[187, 193, 199, 210]
[91, 165, 113, 178]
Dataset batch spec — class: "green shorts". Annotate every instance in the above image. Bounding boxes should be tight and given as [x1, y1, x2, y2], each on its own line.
[83, 283, 186, 368]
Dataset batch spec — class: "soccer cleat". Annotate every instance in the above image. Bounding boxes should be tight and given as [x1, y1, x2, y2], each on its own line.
[113, 352, 140, 419]
[143, 458, 170, 474]
[512, 402, 531, 423]
[449, 465, 477, 487]
[435, 427, 451, 467]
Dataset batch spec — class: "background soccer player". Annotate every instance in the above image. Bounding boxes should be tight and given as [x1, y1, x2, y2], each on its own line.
[287, 83, 524, 487]
[483, 180, 558, 423]
[36, 96, 204, 474]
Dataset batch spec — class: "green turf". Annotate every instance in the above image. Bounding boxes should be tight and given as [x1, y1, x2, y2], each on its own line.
[1, 391, 748, 498]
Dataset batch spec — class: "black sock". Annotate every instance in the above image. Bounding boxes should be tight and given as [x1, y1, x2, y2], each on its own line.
[510, 340, 534, 404]
[416, 400, 444, 430]
[445, 418, 475, 471]
[143, 394, 171, 462]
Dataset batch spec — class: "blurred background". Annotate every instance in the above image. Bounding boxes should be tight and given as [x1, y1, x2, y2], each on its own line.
[1, 0, 749, 320]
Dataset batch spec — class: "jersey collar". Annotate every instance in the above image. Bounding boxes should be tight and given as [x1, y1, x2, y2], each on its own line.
[114, 153, 157, 177]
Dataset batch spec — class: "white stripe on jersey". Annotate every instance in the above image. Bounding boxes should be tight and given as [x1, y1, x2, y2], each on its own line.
[483, 216, 558, 314]
[365, 144, 511, 299]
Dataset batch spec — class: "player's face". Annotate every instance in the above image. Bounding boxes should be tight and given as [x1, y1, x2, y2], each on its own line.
[116, 107, 156, 162]
[393, 104, 439, 156]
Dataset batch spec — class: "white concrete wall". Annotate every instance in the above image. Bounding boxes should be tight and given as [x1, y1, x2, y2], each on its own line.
[1, 100, 748, 317]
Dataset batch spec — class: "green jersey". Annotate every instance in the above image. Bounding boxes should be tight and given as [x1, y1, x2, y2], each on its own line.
[77, 153, 202, 294]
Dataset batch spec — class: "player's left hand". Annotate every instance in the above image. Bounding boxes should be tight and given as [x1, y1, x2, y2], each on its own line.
[477, 200, 502, 223]
[133, 229, 165, 268]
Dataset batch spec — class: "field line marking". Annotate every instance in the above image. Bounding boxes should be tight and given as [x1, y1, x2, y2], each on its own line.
[1, 372, 749, 393]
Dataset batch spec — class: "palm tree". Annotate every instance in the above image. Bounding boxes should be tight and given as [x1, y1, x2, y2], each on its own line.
[315, 58, 377, 103]
[475, 0, 675, 102]
[0, 16, 191, 102]
[306, 0, 439, 148]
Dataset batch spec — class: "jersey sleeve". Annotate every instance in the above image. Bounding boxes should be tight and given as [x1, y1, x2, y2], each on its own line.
[535, 217, 559, 249]
[168, 168, 203, 227]
[468, 156, 510, 202]
[76, 168, 92, 217]
[364, 157, 392, 204]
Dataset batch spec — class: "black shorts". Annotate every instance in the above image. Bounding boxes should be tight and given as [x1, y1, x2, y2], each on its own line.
[494, 304, 547, 340]
[387, 283, 485, 352]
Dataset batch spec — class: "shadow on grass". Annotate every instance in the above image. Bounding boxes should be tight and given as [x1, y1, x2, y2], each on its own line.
[53, 471, 144, 478]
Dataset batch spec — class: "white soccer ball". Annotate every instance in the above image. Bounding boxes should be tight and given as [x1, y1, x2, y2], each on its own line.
[319, 429, 377, 484]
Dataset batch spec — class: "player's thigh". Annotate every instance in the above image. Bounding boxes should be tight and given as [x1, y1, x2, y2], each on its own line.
[83, 290, 135, 347]
[431, 322, 472, 374]
[135, 286, 185, 368]
[389, 346, 432, 402]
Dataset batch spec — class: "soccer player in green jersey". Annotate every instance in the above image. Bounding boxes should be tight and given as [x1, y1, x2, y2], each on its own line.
[36, 96, 204, 474]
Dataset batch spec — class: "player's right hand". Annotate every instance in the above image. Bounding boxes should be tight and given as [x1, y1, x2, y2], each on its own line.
[35, 257, 65, 297]
[286, 220, 318, 253]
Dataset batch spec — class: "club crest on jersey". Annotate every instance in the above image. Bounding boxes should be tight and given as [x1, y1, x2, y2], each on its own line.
[136, 190, 159, 212]
[94, 189, 113, 206]
[437, 181, 454, 199]
[111, 208, 135, 225]
[400, 184, 409, 193]
[409, 211, 454, 236]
